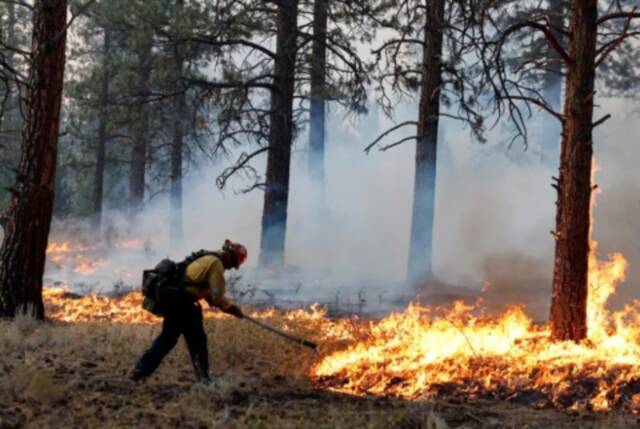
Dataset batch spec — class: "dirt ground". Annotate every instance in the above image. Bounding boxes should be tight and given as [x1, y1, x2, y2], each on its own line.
[0, 312, 638, 428]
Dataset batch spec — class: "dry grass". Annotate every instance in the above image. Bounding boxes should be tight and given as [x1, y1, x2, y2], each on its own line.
[0, 310, 638, 428]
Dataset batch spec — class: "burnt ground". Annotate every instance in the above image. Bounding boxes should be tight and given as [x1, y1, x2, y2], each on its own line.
[0, 313, 638, 428]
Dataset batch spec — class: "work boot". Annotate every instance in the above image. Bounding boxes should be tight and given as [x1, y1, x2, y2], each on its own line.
[128, 367, 148, 383]
[195, 371, 212, 385]
[191, 353, 211, 384]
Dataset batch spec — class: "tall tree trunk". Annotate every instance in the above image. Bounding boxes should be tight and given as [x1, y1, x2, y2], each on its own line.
[259, 0, 298, 268]
[128, 44, 152, 215]
[0, 2, 18, 139]
[5, 1, 17, 120]
[170, 0, 185, 249]
[0, 0, 68, 319]
[93, 29, 111, 231]
[308, 0, 328, 190]
[407, 0, 444, 284]
[541, 0, 566, 164]
[549, 0, 597, 342]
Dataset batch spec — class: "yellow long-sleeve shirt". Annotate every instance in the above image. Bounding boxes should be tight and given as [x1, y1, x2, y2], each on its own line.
[182, 255, 233, 310]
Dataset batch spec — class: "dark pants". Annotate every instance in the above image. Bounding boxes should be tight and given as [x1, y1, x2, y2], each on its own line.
[133, 299, 209, 381]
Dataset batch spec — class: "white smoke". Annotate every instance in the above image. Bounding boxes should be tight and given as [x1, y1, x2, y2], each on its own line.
[40, 95, 640, 316]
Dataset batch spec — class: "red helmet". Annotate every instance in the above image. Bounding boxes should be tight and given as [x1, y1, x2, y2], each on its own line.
[223, 239, 247, 267]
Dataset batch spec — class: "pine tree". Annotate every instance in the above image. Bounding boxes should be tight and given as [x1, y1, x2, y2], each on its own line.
[0, 0, 68, 318]
[207, 0, 368, 269]
[363, 0, 483, 284]
[481, 0, 640, 341]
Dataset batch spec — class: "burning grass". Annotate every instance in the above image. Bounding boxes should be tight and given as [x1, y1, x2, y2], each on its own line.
[39, 243, 640, 418]
[1, 300, 636, 428]
[13, 186, 639, 425]
[37, 238, 640, 418]
[312, 248, 640, 413]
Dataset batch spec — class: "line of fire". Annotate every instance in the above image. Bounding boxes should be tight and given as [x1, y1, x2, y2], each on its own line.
[2, 0, 640, 427]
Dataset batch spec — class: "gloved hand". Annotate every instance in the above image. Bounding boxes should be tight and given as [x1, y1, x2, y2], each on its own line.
[225, 304, 244, 319]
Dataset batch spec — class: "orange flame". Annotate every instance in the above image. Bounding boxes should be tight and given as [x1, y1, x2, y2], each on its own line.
[42, 242, 636, 411]
[45, 288, 160, 324]
[72, 256, 108, 275]
[46, 241, 94, 254]
[41, 165, 640, 411]
[46, 238, 146, 276]
[311, 165, 640, 412]
[311, 250, 636, 411]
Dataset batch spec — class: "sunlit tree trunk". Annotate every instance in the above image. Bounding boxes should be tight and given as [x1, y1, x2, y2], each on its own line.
[259, 0, 298, 268]
[407, 0, 444, 285]
[549, 0, 597, 342]
[0, 0, 68, 319]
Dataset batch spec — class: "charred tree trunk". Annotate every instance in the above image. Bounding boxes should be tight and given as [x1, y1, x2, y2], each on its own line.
[549, 0, 597, 342]
[0, 0, 68, 319]
[541, 0, 566, 164]
[308, 0, 328, 191]
[259, 0, 298, 268]
[92, 29, 111, 231]
[407, 0, 444, 284]
[170, 0, 185, 248]
[128, 44, 152, 215]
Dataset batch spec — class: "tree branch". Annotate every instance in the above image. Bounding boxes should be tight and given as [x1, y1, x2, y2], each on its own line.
[216, 147, 269, 190]
[595, 8, 637, 68]
[186, 76, 275, 92]
[500, 20, 572, 66]
[371, 38, 425, 56]
[364, 121, 417, 154]
[592, 113, 611, 128]
[596, 11, 640, 26]
[181, 36, 277, 59]
[507, 95, 564, 123]
[379, 136, 418, 152]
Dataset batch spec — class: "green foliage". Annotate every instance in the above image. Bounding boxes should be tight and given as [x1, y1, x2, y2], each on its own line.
[61, 0, 225, 216]
[0, 1, 30, 213]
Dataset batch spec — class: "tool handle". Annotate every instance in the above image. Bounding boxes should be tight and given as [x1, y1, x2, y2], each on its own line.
[243, 314, 318, 351]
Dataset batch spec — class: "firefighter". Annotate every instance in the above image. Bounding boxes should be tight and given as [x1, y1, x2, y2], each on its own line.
[130, 240, 247, 383]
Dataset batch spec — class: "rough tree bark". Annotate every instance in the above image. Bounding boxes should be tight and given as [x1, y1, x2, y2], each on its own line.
[92, 29, 111, 231]
[541, 0, 566, 164]
[128, 44, 152, 215]
[549, 0, 597, 341]
[0, 0, 68, 319]
[308, 0, 328, 191]
[259, 0, 298, 268]
[170, 0, 185, 248]
[407, 0, 444, 284]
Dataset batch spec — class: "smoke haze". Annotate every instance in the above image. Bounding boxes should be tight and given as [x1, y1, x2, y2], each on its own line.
[33, 95, 640, 318]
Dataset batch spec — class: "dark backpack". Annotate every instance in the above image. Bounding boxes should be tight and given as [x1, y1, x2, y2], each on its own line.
[141, 250, 221, 316]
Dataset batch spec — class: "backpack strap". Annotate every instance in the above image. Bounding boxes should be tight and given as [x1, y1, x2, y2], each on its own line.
[175, 249, 222, 280]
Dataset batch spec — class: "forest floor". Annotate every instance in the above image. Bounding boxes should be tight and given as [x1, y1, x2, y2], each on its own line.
[0, 308, 638, 429]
